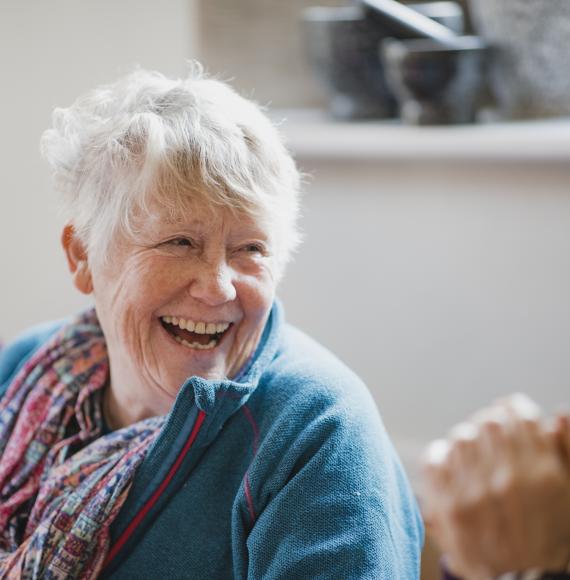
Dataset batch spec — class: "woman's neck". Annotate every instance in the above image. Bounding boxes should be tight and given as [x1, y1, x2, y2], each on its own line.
[102, 381, 162, 430]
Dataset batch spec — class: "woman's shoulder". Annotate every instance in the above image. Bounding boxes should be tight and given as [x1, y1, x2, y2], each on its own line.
[249, 322, 424, 569]
[0, 319, 66, 395]
[270, 323, 370, 400]
[259, 323, 383, 436]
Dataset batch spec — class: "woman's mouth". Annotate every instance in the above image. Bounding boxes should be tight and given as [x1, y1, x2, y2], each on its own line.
[160, 316, 231, 350]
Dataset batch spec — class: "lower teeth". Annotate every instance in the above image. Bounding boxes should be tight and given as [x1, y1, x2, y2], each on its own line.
[174, 335, 217, 350]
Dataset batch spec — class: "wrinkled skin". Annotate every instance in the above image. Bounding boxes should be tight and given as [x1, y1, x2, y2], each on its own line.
[62, 201, 277, 429]
[421, 394, 570, 579]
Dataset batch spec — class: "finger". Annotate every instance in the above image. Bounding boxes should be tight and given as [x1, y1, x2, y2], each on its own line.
[553, 413, 570, 468]
[498, 392, 542, 421]
[447, 422, 484, 488]
[477, 413, 509, 454]
[422, 438, 452, 467]
[420, 439, 450, 498]
[500, 393, 545, 450]
[421, 439, 453, 501]
[471, 403, 509, 426]
[471, 403, 510, 425]
[448, 421, 479, 442]
[479, 395, 544, 458]
[554, 412, 570, 439]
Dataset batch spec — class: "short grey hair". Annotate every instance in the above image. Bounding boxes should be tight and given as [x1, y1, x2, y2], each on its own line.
[41, 65, 302, 274]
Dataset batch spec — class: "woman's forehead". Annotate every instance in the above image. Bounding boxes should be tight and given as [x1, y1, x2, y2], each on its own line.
[141, 199, 271, 236]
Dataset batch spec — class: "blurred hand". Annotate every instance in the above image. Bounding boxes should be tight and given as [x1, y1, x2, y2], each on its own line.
[421, 394, 570, 579]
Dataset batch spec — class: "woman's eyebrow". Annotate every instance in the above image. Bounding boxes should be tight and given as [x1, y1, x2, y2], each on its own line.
[156, 217, 211, 231]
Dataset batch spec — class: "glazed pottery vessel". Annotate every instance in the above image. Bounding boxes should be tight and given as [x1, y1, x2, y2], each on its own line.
[302, 2, 464, 119]
[381, 35, 488, 124]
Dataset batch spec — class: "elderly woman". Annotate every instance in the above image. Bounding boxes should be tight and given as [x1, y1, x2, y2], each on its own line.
[0, 68, 422, 578]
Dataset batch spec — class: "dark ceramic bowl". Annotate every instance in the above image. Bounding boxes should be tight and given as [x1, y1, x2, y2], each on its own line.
[302, 2, 464, 120]
[381, 35, 488, 124]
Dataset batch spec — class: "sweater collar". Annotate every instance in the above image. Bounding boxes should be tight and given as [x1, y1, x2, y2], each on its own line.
[167, 299, 283, 444]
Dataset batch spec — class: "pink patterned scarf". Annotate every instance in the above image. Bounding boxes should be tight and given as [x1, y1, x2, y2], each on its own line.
[0, 310, 165, 579]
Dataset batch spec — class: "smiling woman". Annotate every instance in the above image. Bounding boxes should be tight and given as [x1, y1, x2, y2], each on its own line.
[0, 66, 423, 578]
[66, 200, 277, 429]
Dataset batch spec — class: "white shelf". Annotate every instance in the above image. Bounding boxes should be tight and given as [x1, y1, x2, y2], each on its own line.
[273, 109, 570, 162]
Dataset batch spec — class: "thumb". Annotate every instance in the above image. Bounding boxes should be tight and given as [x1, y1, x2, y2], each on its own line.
[553, 414, 570, 470]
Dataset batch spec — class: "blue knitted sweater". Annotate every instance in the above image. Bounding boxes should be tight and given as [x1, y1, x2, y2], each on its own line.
[0, 302, 423, 579]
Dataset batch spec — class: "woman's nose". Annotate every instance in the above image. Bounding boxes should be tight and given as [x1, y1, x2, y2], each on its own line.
[188, 260, 237, 305]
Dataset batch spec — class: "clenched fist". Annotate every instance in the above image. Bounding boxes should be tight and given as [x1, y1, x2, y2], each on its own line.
[421, 394, 570, 579]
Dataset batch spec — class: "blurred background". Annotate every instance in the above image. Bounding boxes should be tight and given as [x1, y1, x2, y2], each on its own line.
[1, 2, 569, 576]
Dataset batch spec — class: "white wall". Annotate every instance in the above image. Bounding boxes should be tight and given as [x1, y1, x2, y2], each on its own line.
[0, 0, 196, 340]
[278, 155, 570, 478]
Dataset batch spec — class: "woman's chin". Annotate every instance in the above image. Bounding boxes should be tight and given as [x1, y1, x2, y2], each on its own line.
[157, 321, 233, 383]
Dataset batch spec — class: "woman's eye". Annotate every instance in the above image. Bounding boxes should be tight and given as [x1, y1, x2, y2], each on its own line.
[168, 237, 193, 247]
[242, 243, 264, 254]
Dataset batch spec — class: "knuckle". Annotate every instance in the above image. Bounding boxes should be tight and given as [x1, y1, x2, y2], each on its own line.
[422, 439, 451, 468]
[447, 503, 474, 527]
[449, 422, 478, 442]
[480, 417, 505, 435]
[507, 393, 542, 419]
[536, 468, 564, 493]
[445, 494, 483, 526]
[491, 476, 515, 498]
[521, 416, 540, 431]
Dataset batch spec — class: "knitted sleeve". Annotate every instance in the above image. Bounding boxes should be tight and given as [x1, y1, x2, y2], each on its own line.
[234, 384, 424, 579]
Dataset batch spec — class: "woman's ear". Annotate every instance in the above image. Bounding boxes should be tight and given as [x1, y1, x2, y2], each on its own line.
[61, 224, 93, 295]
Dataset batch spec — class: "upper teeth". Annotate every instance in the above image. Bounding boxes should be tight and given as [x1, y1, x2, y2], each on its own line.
[162, 316, 230, 335]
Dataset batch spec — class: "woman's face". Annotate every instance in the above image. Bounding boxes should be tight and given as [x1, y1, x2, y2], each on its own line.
[69, 201, 277, 418]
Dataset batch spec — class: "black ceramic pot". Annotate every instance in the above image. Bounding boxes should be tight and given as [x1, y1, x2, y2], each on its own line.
[302, 6, 397, 119]
[302, 2, 465, 120]
[381, 35, 488, 124]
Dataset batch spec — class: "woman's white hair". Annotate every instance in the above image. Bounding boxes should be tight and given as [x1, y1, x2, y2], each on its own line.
[41, 65, 302, 274]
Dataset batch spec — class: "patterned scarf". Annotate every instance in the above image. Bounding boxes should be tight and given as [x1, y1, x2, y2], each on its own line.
[0, 310, 165, 579]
